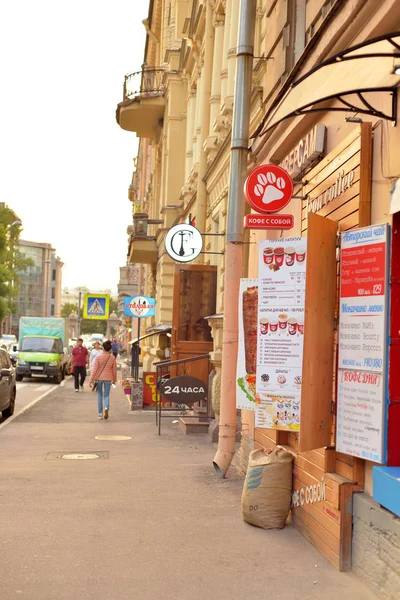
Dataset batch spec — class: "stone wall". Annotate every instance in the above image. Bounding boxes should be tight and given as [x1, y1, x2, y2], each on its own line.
[352, 493, 400, 599]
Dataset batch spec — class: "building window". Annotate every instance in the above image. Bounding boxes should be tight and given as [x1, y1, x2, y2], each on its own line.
[51, 305, 55, 316]
[52, 269, 56, 281]
[51, 288, 55, 299]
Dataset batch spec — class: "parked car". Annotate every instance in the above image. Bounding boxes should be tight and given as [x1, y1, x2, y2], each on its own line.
[0, 334, 17, 346]
[8, 344, 18, 366]
[0, 347, 16, 419]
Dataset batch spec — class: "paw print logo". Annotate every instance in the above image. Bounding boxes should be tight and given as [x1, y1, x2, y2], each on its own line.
[254, 171, 286, 207]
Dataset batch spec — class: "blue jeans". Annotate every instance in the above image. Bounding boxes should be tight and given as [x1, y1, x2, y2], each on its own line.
[97, 380, 111, 414]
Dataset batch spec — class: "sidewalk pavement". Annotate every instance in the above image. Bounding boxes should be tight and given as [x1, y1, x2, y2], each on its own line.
[0, 378, 378, 600]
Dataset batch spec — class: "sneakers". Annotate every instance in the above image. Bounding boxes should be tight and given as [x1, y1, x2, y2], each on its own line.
[75, 389, 79, 393]
[80, 384, 84, 390]
[98, 414, 103, 419]
[104, 408, 109, 420]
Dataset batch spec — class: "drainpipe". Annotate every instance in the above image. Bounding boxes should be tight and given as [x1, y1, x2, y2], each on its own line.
[213, 0, 256, 477]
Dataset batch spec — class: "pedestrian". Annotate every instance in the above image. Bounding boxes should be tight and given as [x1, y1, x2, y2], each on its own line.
[89, 340, 117, 420]
[72, 338, 89, 392]
[111, 339, 119, 359]
[89, 341, 102, 373]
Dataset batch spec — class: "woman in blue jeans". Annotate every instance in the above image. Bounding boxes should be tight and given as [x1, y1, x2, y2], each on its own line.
[89, 340, 117, 419]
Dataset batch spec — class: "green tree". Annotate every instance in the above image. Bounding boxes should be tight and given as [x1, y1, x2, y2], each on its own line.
[109, 297, 118, 315]
[80, 319, 106, 335]
[61, 302, 78, 318]
[0, 207, 32, 327]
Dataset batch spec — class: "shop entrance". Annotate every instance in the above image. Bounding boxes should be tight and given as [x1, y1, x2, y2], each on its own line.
[171, 264, 217, 383]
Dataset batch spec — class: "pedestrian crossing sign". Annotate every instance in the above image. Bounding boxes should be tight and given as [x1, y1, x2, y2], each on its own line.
[83, 294, 110, 320]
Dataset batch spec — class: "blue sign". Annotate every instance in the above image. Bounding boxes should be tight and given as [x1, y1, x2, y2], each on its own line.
[83, 294, 110, 320]
[124, 295, 155, 318]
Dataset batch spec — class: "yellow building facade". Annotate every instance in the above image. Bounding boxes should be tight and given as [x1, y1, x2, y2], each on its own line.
[117, 0, 400, 589]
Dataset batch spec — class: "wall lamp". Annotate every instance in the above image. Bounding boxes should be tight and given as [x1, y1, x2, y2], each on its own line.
[392, 64, 400, 75]
[345, 117, 363, 123]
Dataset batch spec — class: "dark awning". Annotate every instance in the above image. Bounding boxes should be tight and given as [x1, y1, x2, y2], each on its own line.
[129, 325, 171, 345]
[260, 32, 400, 135]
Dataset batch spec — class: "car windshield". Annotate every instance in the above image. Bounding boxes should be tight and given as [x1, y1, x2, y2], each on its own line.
[21, 337, 57, 353]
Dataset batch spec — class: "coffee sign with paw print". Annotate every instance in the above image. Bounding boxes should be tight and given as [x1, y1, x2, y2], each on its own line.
[244, 164, 294, 218]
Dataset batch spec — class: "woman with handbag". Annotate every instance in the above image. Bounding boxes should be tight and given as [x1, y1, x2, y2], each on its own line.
[89, 340, 117, 419]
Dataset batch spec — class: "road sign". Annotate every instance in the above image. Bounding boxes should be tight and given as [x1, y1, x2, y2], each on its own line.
[83, 294, 110, 320]
[124, 295, 155, 318]
[244, 214, 294, 230]
[244, 164, 294, 214]
[165, 224, 203, 262]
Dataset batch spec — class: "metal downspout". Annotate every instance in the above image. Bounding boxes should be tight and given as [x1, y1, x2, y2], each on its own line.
[213, 0, 256, 477]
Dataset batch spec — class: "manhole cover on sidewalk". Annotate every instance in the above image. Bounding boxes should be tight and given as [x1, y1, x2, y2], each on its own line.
[46, 451, 109, 460]
[95, 435, 132, 441]
[61, 453, 100, 460]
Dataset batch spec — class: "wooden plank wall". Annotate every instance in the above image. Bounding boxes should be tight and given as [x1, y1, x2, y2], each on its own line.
[254, 125, 372, 570]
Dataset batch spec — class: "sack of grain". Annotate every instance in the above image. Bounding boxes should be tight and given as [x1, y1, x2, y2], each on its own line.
[241, 447, 294, 529]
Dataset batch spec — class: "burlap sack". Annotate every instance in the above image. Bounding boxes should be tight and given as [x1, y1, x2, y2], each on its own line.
[241, 447, 294, 530]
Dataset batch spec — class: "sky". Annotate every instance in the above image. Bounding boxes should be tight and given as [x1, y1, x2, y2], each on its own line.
[0, 0, 148, 293]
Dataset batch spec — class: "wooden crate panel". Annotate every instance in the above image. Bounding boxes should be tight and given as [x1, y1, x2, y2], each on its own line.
[290, 513, 340, 570]
[291, 501, 340, 551]
[335, 459, 354, 480]
[294, 463, 338, 508]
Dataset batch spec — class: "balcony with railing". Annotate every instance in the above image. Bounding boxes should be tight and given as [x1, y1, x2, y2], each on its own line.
[116, 67, 166, 138]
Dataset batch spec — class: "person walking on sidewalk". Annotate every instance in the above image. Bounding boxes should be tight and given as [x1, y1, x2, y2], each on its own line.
[111, 339, 119, 359]
[89, 340, 117, 420]
[72, 338, 89, 393]
[89, 341, 102, 373]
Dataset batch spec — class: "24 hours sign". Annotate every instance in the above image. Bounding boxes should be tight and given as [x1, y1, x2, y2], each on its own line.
[337, 224, 389, 463]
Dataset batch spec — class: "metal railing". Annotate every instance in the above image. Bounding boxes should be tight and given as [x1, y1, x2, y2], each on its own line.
[123, 67, 166, 100]
[154, 354, 212, 435]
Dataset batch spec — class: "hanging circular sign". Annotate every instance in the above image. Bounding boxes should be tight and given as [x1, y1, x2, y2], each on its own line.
[244, 164, 294, 214]
[165, 224, 203, 262]
[125, 295, 155, 317]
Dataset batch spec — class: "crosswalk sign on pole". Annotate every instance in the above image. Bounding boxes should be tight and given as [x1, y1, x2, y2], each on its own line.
[83, 294, 110, 320]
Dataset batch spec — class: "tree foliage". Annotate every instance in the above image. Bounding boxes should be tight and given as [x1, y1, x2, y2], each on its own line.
[61, 302, 78, 318]
[0, 207, 33, 326]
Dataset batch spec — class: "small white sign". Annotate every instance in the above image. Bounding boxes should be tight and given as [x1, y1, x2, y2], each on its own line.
[165, 224, 203, 262]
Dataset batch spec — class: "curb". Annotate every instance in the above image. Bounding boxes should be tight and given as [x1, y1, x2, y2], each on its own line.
[0, 380, 65, 432]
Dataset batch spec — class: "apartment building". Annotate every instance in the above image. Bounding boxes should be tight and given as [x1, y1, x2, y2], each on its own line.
[116, 0, 400, 593]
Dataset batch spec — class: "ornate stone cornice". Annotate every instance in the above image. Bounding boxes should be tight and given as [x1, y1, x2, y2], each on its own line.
[213, 13, 225, 27]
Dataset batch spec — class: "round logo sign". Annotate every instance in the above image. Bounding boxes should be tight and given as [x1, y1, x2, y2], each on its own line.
[165, 224, 203, 262]
[244, 164, 294, 214]
[125, 296, 154, 317]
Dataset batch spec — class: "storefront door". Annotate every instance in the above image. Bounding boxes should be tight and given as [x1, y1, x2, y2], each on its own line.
[171, 264, 217, 383]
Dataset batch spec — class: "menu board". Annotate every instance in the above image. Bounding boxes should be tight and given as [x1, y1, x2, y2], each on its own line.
[236, 278, 258, 410]
[336, 224, 389, 463]
[255, 237, 307, 431]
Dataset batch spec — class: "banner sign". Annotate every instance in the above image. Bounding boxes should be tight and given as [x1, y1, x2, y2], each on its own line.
[336, 224, 389, 463]
[244, 214, 294, 230]
[124, 295, 155, 318]
[236, 279, 258, 410]
[83, 294, 110, 320]
[255, 237, 307, 431]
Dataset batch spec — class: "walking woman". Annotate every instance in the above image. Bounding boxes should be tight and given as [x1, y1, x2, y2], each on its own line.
[89, 340, 117, 420]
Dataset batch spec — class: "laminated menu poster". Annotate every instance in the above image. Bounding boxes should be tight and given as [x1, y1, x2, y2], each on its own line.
[336, 224, 389, 463]
[236, 279, 258, 410]
[255, 238, 307, 431]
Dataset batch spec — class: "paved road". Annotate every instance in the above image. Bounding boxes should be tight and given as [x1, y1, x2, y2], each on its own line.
[0, 379, 378, 600]
[0, 378, 61, 425]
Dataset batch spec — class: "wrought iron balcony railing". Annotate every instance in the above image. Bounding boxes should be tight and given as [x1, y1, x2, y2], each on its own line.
[123, 67, 166, 100]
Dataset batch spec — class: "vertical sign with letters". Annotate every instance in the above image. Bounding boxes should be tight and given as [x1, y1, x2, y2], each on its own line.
[337, 224, 389, 463]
